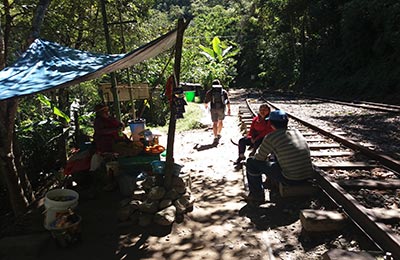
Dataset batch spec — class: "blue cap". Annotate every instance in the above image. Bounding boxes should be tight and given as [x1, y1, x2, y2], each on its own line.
[266, 110, 288, 122]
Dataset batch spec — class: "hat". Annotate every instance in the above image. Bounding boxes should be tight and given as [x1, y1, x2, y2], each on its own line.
[94, 104, 108, 113]
[266, 110, 288, 122]
[212, 79, 222, 87]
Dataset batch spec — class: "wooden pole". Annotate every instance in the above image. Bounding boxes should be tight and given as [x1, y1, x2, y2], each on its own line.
[100, 0, 121, 120]
[164, 18, 185, 189]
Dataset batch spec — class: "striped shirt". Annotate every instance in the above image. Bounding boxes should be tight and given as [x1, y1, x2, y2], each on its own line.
[254, 129, 314, 180]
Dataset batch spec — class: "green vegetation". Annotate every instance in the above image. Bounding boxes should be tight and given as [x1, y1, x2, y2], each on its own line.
[152, 102, 206, 134]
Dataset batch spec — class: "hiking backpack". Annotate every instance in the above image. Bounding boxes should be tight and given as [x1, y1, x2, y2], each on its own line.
[210, 87, 226, 109]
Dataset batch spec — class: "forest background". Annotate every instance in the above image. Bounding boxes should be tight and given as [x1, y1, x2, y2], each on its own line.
[1, 0, 399, 218]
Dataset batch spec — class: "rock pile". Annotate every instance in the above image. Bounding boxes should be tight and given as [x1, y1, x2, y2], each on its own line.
[117, 172, 194, 227]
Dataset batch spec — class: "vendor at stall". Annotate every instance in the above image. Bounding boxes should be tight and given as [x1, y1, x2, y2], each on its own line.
[93, 104, 125, 153]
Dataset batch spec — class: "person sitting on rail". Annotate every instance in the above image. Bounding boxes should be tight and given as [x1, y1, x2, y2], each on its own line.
[234, 104, 274, 168]
[245, 110, 315, 206]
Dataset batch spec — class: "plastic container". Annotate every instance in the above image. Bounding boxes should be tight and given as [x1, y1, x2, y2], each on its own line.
[184, 91, 195, 102]
[44, 189, 79, 229]
[128, 119, 146, 141]
[151, 160, 183, 176]
[49, 215, 82, 248]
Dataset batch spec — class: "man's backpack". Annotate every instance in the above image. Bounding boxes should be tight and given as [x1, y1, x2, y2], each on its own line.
[210, 87, 226, 109]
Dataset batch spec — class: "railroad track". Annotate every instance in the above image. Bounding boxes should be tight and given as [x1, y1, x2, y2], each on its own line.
[238, 98, 400, 259]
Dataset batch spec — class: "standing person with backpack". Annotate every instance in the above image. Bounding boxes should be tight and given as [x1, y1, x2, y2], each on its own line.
[204, 79, 231, 143]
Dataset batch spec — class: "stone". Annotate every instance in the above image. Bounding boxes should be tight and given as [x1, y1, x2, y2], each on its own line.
[132, 190, 146, 200]
[139, 200, 159, 214]
[154, 205, 176, 226]
[300, 209, 348, 232]
[159, 199, 173, 210]
[138, 213, 153, 227]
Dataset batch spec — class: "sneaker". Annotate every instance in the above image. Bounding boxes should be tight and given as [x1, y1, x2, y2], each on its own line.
[233, 156, 245, 165]
[217, 134, 222, 139]
[234, 163, 243, 170]
[245, 193, 265, 206]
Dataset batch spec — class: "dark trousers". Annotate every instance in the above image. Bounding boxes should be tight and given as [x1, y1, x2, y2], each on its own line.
[238, 137, 262, 155]
[246, 158, 310, 198]
[246, 158, 283, 198]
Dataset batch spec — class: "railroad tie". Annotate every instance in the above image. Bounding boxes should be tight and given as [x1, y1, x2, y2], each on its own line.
[300, 209, 348, 233]
[322, 248, 375, 260]
[278, 181, 320, 198]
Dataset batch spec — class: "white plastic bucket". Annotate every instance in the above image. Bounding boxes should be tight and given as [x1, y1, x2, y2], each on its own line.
[129, 119, 146, 141]
[44, 189, 79, 229]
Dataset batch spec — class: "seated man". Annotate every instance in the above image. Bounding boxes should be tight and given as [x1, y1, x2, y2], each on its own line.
[245, 110, 315, 205]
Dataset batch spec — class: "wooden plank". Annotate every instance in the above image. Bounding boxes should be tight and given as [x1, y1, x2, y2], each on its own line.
[322, 249, 375, 260]
[309, 143, 341, 149]
[338, 179, 400, 189]
[301, 132, 317, 136]
[311, 151, 354, 157]
[365, 208, 400, 222]
[332, 132, 347, 135]
[314, 161, 378, 169]
[306, 138, 328, 142]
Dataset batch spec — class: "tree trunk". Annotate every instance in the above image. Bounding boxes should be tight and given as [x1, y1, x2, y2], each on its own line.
[0, 0, 51, 217]
[0, 100, 29, 216]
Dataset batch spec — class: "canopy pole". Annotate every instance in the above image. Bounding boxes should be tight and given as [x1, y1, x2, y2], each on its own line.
[164, 18, 185, 189]
[100, 0, 121, 120]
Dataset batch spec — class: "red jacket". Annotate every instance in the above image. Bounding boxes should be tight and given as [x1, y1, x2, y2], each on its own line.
[247, 114, 274, 142]
[93, 116, 123, 153]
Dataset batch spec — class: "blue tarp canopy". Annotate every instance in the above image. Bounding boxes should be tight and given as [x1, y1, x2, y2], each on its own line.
[0, 28, 178, 101]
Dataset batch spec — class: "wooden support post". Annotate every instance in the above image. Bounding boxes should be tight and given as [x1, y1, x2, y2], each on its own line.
[165, 18, 186, 190]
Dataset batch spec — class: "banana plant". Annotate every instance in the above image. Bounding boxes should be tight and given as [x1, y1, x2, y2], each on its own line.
[37, 94, 71, 123]
[199, 36, 240, 63]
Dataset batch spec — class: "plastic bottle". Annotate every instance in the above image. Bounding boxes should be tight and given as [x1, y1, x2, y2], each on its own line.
[144, 130, 153, 146]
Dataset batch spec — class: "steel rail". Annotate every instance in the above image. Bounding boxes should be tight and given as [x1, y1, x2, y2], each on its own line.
[313, 97, 400, 114]
[261, 98, 400, 257]
[315, 169, 400, 259]
[266, 101, 400, 173]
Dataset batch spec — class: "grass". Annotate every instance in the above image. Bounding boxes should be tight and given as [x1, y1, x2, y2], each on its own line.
[150, 102, 207, 134]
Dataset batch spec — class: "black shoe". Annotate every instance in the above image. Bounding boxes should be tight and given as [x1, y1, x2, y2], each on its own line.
[234, 163, 243, 170]
[245, 194, 265, 206]
[233, 156, 245, 165]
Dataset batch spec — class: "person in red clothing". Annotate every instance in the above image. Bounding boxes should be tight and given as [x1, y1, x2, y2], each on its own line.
[93, 104, 124, 153]
[234, 104, 274, 166]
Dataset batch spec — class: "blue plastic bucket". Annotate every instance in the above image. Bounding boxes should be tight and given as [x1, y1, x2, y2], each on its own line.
[128, 119, 146, 141]
[151, 161, 183, 176]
